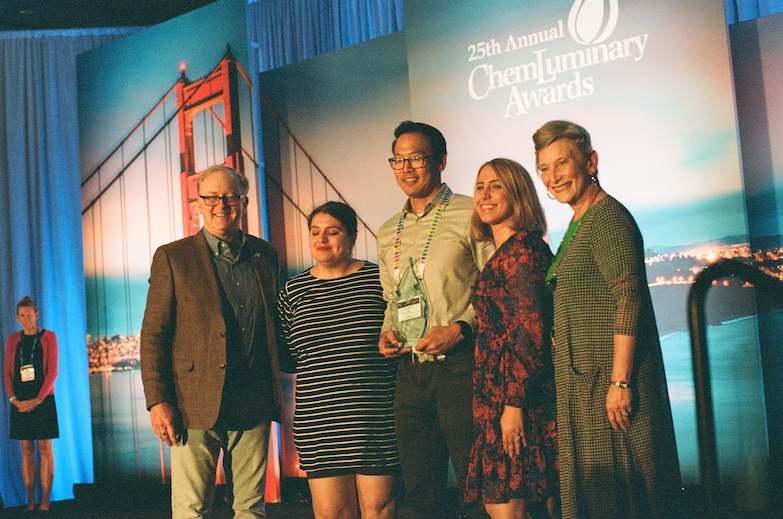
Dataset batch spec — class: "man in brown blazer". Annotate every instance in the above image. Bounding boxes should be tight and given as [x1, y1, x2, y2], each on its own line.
[141, 165, 289, 518]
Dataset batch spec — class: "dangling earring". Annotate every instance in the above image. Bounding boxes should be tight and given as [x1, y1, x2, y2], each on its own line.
[591, 172, 600, 187]
[546, 191, 555, 200]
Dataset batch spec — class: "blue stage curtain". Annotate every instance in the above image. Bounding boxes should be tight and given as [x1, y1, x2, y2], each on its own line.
[0, 28, 140, 508]
[726, 0, 783, 24]
[247, 0, 404, 71]
[244, 0, 783, 70]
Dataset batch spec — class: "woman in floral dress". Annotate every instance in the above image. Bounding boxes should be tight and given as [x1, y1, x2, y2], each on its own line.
[465, 158, 559, 519]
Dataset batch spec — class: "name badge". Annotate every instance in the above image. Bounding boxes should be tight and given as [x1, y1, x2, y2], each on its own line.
[397, 297, 423, 322]
[20, 364, 35, 382]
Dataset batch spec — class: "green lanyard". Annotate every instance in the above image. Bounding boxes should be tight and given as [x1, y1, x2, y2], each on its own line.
[393, 186, 452, 281]
[546, 207, 593, 284]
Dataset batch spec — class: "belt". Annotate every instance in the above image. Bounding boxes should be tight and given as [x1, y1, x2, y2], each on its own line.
[410, 351, 445, 363]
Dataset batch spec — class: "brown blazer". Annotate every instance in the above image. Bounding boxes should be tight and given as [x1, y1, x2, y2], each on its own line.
[140, 230, 287, 430]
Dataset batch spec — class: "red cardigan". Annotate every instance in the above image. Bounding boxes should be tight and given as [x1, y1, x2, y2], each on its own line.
[4, 329, 58, 401]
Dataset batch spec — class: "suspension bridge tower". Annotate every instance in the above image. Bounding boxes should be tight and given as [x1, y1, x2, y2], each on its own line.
[176, 47, 247, 237]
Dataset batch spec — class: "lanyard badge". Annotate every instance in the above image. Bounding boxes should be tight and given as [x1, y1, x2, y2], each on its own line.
[18, 331, 39, 383]
[20, 364, 35, 382]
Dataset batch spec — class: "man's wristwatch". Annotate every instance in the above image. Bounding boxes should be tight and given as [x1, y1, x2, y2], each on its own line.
[610, 380, 630, 389]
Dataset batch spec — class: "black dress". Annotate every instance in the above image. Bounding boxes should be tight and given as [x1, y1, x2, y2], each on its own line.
[10, 330, 59, 440]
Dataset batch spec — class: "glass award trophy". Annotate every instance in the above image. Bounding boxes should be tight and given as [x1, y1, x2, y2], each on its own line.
[390, 257, 429, 348]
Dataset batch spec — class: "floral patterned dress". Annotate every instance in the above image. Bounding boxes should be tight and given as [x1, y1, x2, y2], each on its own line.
[465, 230, 558, 506]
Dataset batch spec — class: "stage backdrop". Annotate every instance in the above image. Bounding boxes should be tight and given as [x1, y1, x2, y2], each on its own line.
[77, 0, 282, 499]
[260, 0, 771, 510]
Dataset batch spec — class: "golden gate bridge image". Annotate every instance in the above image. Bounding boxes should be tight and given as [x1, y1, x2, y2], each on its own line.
[80, 45, 376, 488]
[80, 45, 269, 489]
[82, 45, 254, 239]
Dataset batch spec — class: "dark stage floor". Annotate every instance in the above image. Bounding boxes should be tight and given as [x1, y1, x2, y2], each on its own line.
[0, 484, 316, 519]
[1, 502, 314, 519]
[3, 483, 781, 518]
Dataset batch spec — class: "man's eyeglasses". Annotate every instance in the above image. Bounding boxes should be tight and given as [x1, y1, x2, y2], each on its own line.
[199, 194, 246, 206]
[388, 155, 434, 170]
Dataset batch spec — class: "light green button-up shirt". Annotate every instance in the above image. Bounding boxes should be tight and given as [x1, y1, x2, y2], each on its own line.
[377, 183, 495, 335]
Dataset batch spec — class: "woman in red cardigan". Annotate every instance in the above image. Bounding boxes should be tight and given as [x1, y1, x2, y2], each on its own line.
[3, 296, 59, 512]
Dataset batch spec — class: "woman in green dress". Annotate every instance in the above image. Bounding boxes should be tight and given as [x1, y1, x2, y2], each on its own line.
[533, 120, 681, 518]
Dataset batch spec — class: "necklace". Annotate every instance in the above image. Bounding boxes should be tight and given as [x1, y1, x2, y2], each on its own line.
[546, 207, 594, 284]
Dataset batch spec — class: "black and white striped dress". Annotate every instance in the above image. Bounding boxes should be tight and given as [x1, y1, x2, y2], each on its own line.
[278, 262, 399, 476]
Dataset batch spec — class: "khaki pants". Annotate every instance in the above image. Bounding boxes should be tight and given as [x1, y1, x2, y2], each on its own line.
[170, 421, 271, 518]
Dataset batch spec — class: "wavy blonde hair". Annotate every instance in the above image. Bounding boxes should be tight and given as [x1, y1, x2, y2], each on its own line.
[471, 158, 547, 242]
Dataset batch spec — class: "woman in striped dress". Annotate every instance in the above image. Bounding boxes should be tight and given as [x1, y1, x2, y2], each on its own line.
[278, 201, 399, 519]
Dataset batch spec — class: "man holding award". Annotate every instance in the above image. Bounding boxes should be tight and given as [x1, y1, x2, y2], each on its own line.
[378, 121, 494, 519]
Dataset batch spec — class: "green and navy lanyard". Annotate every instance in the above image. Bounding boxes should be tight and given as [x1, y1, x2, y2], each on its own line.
[393, 186, 452, 281]
[547, 207, 593, 284]
[19, 330, 40, 367]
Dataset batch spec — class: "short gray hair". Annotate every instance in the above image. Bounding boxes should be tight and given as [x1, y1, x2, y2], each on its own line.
[196, 165, 249, 196]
